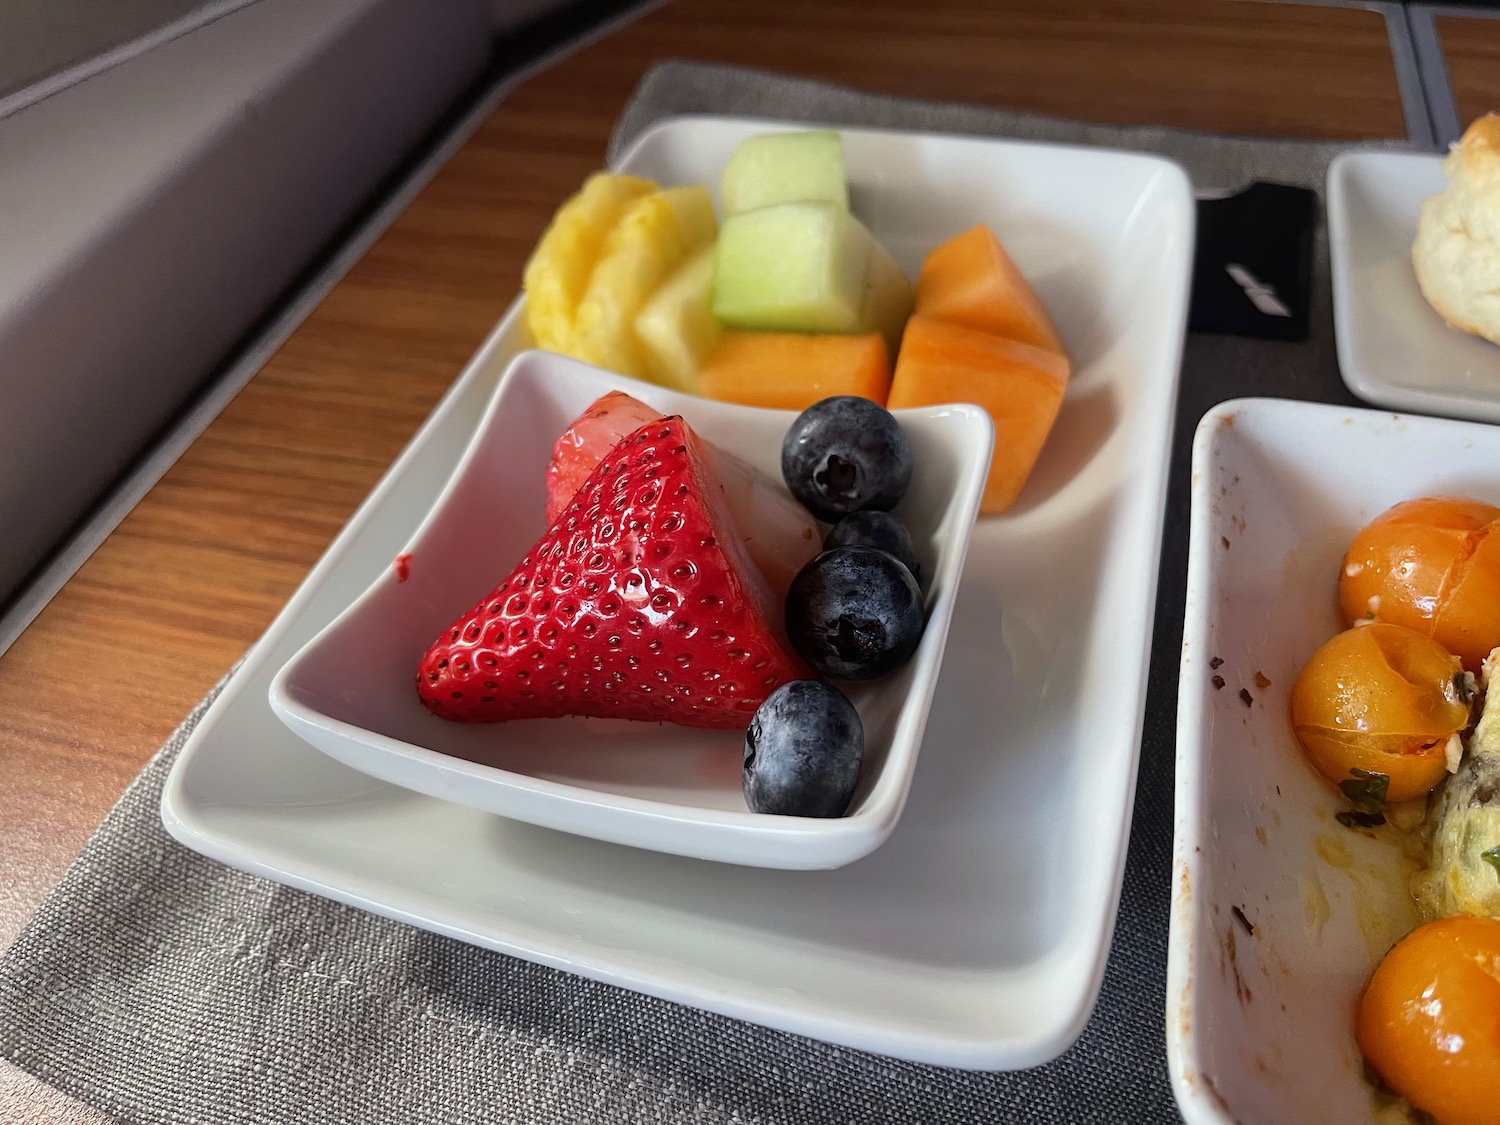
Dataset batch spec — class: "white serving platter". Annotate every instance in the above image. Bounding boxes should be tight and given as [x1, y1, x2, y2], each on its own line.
[1328, 150, 1500, 422]
[269, 352, 993, 870]
[1168, 398, 1500, 1123]
[162, 114, 1193, 1069]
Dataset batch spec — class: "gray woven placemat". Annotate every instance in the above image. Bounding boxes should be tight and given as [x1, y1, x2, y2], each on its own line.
[0, 60, 1401, 1125]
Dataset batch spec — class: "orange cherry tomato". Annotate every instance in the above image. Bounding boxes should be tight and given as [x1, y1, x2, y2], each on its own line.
[1358, 915, 1500, 1125]
[1288, 623, 1469, 803]
[1341, 497, 1500, 672]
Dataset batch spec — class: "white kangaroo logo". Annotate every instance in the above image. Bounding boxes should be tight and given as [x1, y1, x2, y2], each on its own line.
[1225, 263, 1292, 318]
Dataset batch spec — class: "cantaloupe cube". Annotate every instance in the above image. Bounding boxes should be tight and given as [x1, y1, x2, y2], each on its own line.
[721, 131, 848, 214]
[522, 172, 658, 350]
[916, 224, 1063, 354]
[698, 333, 890, 411]
[569, 186, 717, 379]
[887, 315, 1071, 514]
[634, 244, 719, 393]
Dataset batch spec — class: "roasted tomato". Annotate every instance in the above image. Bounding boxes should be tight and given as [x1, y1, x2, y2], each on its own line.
[1340, 497, 1500, 672]
[1358, 915, 1500, 1125]
[1289, 623, 1469, 804]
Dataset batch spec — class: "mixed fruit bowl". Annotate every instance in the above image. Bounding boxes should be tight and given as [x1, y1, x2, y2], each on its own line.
[270, 353, 992, 868]
[415, 386, 940, 818]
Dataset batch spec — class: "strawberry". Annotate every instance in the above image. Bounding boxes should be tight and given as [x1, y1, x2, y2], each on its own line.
[546, 391, 821, 594]
[545, 390, 663, 524]
[418, 415, 809, 729]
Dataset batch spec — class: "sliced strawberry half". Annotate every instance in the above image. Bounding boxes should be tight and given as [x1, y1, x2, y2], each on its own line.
[545, 390, 663, 525]
[545, 391, 820, 594]
[418, 415, 810, 729]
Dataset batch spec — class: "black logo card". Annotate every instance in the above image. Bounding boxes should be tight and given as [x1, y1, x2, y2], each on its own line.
[1189, 181, 1316, 342]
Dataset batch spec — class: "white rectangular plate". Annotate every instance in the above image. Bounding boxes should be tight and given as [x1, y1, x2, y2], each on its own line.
[162, 115, 1193, 1069]
[1168, 398, 1500, 1123]
[1328, 150, 1500, 422]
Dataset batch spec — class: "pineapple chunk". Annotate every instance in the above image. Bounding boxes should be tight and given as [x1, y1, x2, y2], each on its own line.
[569, 186, 717, 380]
[522, 172, 657, 351]
[860, 237, 915, 353]
[634, 244, 719, 392]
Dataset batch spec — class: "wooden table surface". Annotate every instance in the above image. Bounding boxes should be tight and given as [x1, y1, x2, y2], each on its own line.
[0, 0, 1407, 1118]
[1437, 11, 1500, 132]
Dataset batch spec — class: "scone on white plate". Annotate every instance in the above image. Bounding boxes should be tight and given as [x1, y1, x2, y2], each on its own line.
[1413, 113, 1500, 348]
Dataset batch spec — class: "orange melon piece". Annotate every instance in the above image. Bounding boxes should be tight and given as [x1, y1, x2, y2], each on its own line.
[887, 315, 1070, 513]
[697, 333, 890, 412]
[916, 225, 1063, 354]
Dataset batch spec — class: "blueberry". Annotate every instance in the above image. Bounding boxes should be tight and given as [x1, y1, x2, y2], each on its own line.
[743, 681, 863, 817]
[784, 546, 925, 680]
[823, 510, 922, 586]
[780, 396, 913, 522]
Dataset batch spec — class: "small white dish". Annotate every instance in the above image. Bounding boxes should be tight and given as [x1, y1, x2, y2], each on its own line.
[163, 115, 1193, 1068]
[269, 351, 993, 870]
[1328, 150, 1500, 422]
[1168, 398, 1500, 1124]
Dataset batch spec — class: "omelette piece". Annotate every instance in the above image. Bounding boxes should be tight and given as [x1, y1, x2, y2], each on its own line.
[1419, 650, 1500, 920]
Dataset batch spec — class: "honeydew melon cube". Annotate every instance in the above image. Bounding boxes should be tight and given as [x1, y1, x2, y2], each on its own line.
[569, 185, 717, 379]
[721, 130, 848, 214]
[712, 202, 874, 334]
[634, 243, 719, 393]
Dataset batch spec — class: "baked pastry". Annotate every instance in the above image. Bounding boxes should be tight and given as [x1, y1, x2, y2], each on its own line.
[1412, 113, 1500, 347]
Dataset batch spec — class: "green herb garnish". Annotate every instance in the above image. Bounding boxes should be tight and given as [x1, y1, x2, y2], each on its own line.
[1336, 810, 1387, 829]
[1339, 768, 1390, 817]
[1482, 845, 1500, 883]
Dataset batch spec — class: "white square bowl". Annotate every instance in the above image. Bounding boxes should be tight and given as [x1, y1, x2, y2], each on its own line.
[268, 351, 993, 870]
[1168, 397, 1500, 1124]
[1328, 150, 1500, 421]
[163, 116, 1193, 1068]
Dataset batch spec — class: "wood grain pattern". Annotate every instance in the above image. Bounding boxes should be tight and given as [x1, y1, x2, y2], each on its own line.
[0, 0, 1403, 1114]
[1437, 14, 1500, 133]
